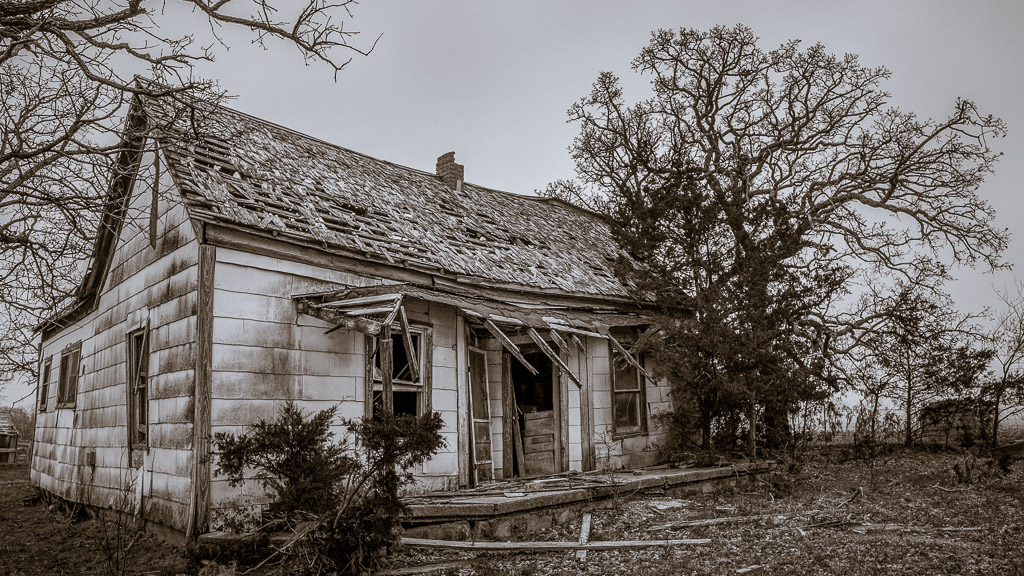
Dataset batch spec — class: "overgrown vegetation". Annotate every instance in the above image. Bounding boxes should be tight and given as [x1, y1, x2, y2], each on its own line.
[214, 401, 445, 575]
[550, 24, 1012, 455]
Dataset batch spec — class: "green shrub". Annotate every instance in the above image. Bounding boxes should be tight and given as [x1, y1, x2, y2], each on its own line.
[214, 401, 445, 575]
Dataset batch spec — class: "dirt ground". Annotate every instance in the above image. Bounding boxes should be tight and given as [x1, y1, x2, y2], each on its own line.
[385, 449, 1024, 576]
[0, 462, 188, 576]
[2, 450, 1021, 575]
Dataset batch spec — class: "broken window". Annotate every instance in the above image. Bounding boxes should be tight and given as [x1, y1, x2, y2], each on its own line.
[371, 329, 427, 418]
[611, 344, 645, 435]
[39, 357, 52, 412]
[57, 343, 82, 408]
[126, 327, 150, 449]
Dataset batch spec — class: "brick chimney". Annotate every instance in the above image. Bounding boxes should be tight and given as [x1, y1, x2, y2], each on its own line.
[436, 151, 464, 190]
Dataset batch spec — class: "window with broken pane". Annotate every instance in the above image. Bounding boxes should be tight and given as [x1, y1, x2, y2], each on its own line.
[57, 343, 81, 408]
[371, 329, 426, 418]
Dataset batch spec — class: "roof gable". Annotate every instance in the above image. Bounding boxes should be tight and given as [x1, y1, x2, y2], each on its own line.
[146, 99, 631, 298]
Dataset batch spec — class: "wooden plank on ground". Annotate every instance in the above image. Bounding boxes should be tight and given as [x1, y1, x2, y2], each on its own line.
[576, 512, 592, 562]
[401, 537, 711, 551]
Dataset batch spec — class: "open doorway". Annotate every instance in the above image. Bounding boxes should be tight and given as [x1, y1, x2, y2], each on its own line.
[510, 350, 559, 476]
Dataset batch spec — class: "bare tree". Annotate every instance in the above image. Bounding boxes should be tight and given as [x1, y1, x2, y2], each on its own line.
[986, 281, 1024, 445]
[560, 25, 1008, 449]
[0, 0, 378, 388]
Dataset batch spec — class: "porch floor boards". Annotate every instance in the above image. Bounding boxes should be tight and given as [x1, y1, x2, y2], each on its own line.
[404, 461, 773, 523]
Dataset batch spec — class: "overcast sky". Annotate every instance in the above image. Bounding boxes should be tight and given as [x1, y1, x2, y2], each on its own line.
[4, 1, 1023, 406]
[197, 0, 1023, 306]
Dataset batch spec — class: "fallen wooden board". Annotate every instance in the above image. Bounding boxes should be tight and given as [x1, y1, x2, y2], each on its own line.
[576, 512, 592, 562]
[653, 514, 787, 530]
[379, 560, 476, 575]
[401, 537, 710, 551]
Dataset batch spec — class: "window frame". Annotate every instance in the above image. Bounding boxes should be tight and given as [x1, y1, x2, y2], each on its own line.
[56, 342, 82, 409]
[39, 356, 52, 412]
[609, 341, 647, 438]
[367, 325, 431, 418]
[125, 325, 150, 451]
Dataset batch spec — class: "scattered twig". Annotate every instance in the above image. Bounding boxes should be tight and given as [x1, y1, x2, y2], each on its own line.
[837, 486, 863, 508]
[932, 483, 970, 493]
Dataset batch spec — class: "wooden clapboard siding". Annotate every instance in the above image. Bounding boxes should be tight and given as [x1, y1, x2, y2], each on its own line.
[32, 147, 199, 533]
[206, 250, 463, 522]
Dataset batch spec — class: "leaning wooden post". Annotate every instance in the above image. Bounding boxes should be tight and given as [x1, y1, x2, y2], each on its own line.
[381, 325, 394, 415]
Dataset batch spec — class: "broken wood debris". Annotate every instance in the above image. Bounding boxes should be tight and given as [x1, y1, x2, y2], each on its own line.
[652, 512, 804, 531]
[378, 560, 476, 576]
[400, 537, 711, 551]
[575, 512, 592, 562]
[482, 318, 538, 375]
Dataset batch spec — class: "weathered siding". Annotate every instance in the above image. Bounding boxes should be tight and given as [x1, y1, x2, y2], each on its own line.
[207, 249, 462, 528]
[32, 147, 199, 531]
[590, 336, 673, 470]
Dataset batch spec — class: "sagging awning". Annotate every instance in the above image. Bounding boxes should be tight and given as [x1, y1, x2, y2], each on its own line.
[294, 283, 656, 389]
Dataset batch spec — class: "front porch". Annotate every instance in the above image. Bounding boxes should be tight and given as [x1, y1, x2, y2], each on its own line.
[402, 461, 775, 539]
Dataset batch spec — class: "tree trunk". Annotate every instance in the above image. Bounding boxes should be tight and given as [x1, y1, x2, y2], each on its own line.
[992, 388, 1002, 448]
[748, 402, 757, 460]
[905, 375, 913, 447]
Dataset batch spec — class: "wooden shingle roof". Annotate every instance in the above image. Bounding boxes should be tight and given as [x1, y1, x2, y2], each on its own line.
[145, 99, 630, 298]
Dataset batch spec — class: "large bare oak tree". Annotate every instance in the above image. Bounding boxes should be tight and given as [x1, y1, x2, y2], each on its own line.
[558, 25, 1008, 450]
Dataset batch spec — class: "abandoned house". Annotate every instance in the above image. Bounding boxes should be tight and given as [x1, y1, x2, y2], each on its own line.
[31, 93, 676, 539]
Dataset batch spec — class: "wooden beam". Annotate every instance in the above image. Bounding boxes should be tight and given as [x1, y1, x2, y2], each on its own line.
[318, 293, 402, 308]
[570, 333, 587, 357]
[401, 537, 711, 551]
[381, 325, 394, 415]
[398, 305, 419, 382]
[544, 319, 605, 340]
[548, 329, 568, 352]
[310, 309, 383, 336]
[526, 328, 581, 389]
[607, 333, 657, 387]
[579, 338, 595, 472]
[187, 243, 215, 540]
[384, 295, 403, 326]
[501, 352, 516, 478]
[455, 315, 470, 487]
[576, 512, 592, 562]
[483, 319, 537, 376]
[337, 305, 397, 317]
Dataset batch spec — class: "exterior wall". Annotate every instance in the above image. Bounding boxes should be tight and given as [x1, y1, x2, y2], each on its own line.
[32, 148, 199, 531]
[589, 336, 674, 470]
[207, 249, 462, 528]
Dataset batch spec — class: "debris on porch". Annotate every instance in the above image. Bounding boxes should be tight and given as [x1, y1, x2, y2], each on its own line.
[402, 460, 774, 540]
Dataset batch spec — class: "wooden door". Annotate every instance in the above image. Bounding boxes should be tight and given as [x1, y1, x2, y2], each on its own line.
[468, 348, 493, 483]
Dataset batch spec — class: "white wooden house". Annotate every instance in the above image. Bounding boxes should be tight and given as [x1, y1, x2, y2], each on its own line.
[31, 93, 677, 539]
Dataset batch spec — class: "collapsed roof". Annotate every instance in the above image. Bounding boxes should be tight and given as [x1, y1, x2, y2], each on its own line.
[142, 95, 632, 299]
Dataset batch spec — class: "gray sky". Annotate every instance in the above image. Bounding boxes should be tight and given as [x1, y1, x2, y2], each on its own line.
[5, 0, 1024, 406]
[198, 0, 1023, 306]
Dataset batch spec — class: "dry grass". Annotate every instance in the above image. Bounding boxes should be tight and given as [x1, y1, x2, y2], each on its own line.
[385, 449, 1024, 576]
[3, 450, 1021, 575]
[0, 463, 188, 576]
